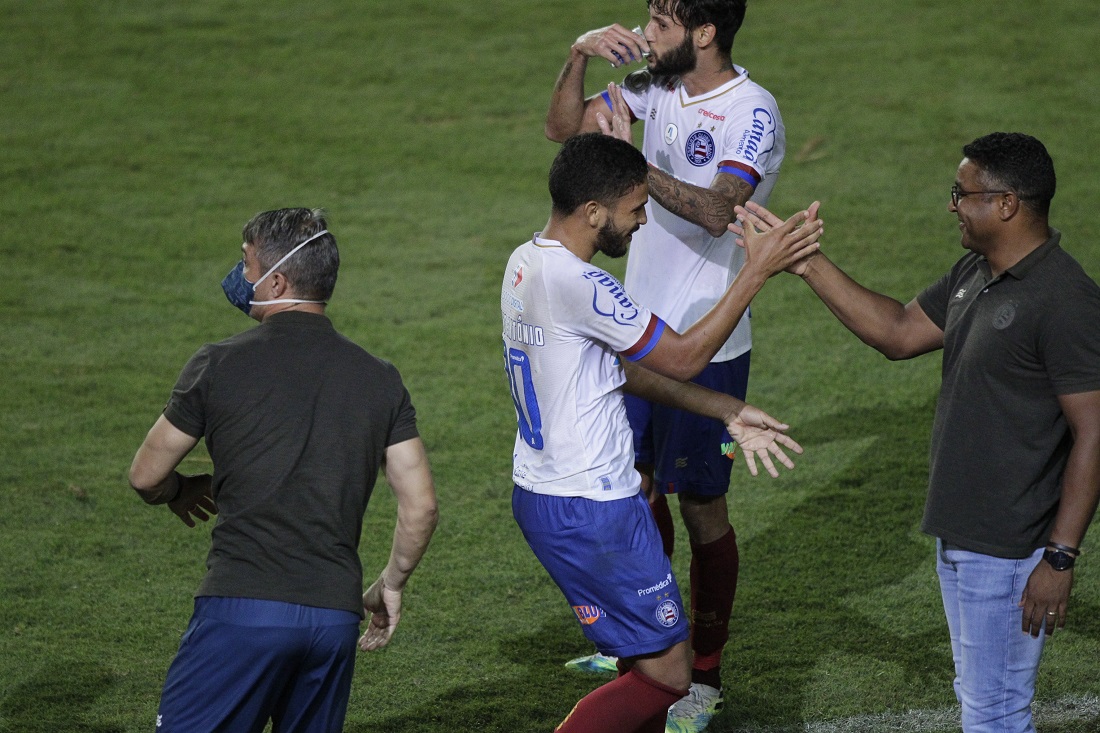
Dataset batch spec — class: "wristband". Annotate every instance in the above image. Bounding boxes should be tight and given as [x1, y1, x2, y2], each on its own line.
[1046, 541, 1080, 557]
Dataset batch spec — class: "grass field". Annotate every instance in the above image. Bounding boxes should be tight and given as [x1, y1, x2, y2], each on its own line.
[2, 0, 1099, 731]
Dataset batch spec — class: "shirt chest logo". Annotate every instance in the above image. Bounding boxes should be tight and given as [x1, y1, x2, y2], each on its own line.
[992, 303, 1016, 330]
[664, 123, 678, 145]
[685, 129, 715, 166]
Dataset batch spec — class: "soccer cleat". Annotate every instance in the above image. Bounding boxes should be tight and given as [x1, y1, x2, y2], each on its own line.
[563, 652, 619, 675]
[665, 683, 723, 733]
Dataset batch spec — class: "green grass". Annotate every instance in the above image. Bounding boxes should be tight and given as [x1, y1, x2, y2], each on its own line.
[2, 0, 1099, 731]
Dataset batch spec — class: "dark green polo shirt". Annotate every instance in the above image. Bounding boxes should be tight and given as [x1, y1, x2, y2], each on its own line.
[916, 230, 1100, 558]
[164, 311, 419, 615]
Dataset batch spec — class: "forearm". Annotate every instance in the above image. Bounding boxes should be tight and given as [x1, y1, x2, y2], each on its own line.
[1048, 434, 1100, 550]
[647, 166, 749, 238]
[382, 499, 439, 591]
[546, 48, 592, 141]
[131, 469, 183, 505]
[800, 253, 917, 359]
[623, 361, 743, 421]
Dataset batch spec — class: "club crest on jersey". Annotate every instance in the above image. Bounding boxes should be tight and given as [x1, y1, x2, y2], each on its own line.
[685, 130, 715, 166]
[583, 270, 641, 325]
[993, 303, 1016, 330]
[573, 604, 605, 625]
[655, 599, 680, 627]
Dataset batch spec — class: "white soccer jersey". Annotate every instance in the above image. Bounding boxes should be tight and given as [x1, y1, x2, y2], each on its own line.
[502, 235, 665, 500]
[618, 65, 785, 362]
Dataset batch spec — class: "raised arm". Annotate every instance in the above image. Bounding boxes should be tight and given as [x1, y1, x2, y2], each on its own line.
[636, 205, 822, 381]
[359, 436, 439, 651]
[546, 25, 648, 141]
[736, 201, 944, 360]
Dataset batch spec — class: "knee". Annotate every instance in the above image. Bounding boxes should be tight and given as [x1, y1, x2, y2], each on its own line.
[678, 495, 730, 541]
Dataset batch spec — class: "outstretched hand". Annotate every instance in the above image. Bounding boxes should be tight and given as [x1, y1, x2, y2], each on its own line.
[596, 82, 633, 145]
[731, 201, 823, 277]
[725, 405, 803, 478]
[359, 576, 404, 651]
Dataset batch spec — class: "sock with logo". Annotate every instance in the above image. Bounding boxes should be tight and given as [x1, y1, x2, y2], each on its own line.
[555, 668, 687, 733]
[689, 526, 738, 681]
[649, 493, 675, 558]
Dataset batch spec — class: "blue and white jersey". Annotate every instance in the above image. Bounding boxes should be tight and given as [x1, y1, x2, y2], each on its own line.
[618, 66, 785, 362]
[502, 235, 665, 500]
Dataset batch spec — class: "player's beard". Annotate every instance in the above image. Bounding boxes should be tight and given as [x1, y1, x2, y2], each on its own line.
[648, 31, 696, 77]
[595, 220, 633, 259]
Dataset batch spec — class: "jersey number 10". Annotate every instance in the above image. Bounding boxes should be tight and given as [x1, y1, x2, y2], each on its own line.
[505, 346, 544, 450]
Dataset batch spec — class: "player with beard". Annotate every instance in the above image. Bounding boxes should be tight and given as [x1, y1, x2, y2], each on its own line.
[503, 134, 819, 733]
[546, 3, 783, 730]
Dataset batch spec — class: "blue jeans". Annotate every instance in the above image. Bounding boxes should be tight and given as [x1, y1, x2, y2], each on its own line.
[936, 541, 1047, 733]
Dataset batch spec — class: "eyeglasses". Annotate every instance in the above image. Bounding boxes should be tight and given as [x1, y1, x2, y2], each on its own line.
[951, 184, 1011, 207]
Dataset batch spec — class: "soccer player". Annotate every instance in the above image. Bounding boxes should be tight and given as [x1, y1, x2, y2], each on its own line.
[504, 133, 819, 733]
[545, 2, 783, 727]
[129, 209, 438, 732]
[737, 132, 1100, 733]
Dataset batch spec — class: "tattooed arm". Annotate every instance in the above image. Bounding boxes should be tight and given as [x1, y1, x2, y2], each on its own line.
[546, 24, 648, 141]
[647, 168, 755, 238]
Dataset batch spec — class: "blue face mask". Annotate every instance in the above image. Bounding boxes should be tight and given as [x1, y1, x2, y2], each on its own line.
[221, 229, 330, 316]
[221, 260, 256, 314]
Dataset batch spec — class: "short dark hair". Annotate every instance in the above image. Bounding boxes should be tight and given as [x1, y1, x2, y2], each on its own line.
[242, 208, 339, 301]
[549, 134, 648, 215]
[648, 0, 747, 56]
[962, 132, 1056, 217]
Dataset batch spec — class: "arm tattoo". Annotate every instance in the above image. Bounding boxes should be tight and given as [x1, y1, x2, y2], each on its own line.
[555, 60, 575, 93]
[646, 169, 754, 237]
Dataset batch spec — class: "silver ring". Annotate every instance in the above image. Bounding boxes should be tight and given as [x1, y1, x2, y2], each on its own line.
[1046, 611, 1057, 616]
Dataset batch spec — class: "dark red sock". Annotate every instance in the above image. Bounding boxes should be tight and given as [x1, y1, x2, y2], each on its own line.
[555, 668, 687, 733]
[689, 526, 738, 683]
[649, 493, 675, 558]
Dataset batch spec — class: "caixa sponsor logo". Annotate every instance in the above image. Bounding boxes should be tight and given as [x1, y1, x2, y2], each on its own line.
[734, 107, 776, 163]
[583, 270, 640, 325]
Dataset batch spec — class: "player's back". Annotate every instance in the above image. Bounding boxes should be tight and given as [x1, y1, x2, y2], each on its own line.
[501, 237, 649, 501]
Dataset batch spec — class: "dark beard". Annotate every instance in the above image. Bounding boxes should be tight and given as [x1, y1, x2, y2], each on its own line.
[595, 220, 631, 259]
[648, 32, 696, 77]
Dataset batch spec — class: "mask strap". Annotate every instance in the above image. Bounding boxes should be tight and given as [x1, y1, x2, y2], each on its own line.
[250, 229, 329, 306]
[253, 229, 329, 289]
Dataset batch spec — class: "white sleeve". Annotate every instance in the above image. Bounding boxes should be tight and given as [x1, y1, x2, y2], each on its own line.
[617, 72, 650, 123]
[717, 97, 781, 183]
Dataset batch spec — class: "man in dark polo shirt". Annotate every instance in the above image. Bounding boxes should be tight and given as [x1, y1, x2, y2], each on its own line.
[128, 208, 438, 732]
[734, 132, 1100, 733]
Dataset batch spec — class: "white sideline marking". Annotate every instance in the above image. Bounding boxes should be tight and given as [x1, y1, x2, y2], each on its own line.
[727, 695, 1100, 732]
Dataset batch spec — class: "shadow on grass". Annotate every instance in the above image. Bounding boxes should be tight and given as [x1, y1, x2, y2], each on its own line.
[347, 614, 600, 732]
[719, 398, 954, 728]
[0, 661, 125, 733]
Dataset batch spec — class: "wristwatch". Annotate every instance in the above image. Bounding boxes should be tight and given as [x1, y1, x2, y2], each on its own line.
[1043, 548, 1076, 571]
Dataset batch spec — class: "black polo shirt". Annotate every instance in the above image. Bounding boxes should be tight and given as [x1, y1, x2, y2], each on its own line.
[916, 230, 1100, 558]
[164, 311, 419, 615]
